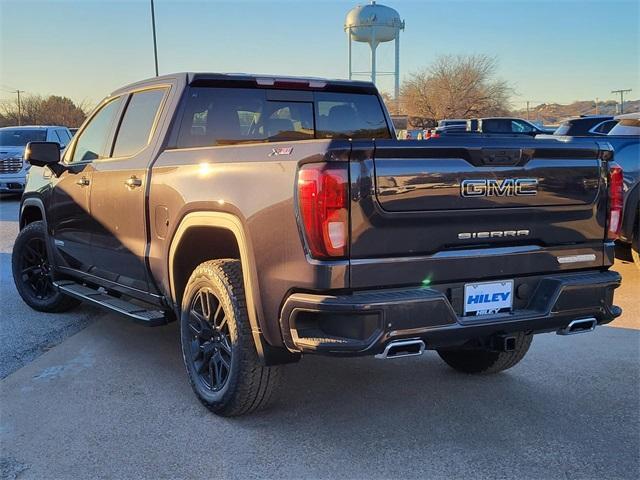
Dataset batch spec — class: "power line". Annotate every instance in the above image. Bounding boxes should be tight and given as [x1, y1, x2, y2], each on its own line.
[611, 89, 632, 114]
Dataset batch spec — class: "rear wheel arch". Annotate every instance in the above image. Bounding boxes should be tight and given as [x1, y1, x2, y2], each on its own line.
[168, 212, 266, 357]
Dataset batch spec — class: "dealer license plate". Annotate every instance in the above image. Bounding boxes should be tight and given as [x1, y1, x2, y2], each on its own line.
[463, 280, 514, 316]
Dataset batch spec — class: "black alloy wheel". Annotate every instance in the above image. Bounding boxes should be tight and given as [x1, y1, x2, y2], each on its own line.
[187, 288, 233, 392]
[180, 259, 281, 416]
[11, 221, 80, 312]
[19, 236, 54, 300]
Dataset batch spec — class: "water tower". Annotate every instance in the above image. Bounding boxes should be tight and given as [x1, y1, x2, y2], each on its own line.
[345, 1, 404, 100]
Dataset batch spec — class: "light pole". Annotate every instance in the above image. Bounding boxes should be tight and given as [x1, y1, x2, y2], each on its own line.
[150, 0, 159, 76]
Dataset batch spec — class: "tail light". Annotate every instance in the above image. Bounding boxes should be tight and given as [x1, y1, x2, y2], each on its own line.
[607, 163, 624, 239]
[297, 163, 349, 259]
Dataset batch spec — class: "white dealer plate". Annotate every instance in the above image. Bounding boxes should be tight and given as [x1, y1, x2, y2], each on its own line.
[463, 280, 514, 316]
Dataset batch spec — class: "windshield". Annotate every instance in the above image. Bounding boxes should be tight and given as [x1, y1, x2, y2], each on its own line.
[0, 129, 47, 146]
[554, 123, 571, 135]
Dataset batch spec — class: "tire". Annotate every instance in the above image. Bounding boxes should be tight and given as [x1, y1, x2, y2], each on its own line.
[180, 259, 281, 416]
[11, 221, 80, 313]
[437, 332, 533, 374]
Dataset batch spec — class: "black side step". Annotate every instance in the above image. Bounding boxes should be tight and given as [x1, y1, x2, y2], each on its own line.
[54, 280, 168, 326]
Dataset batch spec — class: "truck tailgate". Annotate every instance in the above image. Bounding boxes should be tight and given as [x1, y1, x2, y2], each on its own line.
[349, 138, 610, 288]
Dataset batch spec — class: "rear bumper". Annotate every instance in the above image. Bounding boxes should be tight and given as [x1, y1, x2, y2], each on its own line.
[279, 270, 622, 356]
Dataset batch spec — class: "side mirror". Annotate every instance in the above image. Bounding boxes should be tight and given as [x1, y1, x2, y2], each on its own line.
[24, 142, 66, 176]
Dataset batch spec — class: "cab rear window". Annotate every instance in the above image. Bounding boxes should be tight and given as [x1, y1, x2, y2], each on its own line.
[314, 92, 390, 139]
[174, 87, 390, 148]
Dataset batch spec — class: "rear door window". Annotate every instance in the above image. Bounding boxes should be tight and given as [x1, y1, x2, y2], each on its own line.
[112, 88, 166, 157]
[482, 119, 511, 133]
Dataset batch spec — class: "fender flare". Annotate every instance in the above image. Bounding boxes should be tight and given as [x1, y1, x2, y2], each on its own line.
[168, 211, 267, 357]
[19, 197, 47, 229]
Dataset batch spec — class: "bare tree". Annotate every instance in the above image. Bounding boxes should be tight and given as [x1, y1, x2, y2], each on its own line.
[0, 94, 87, 127]
[400, 54, 513, 121]
[380, 91, 403, 116]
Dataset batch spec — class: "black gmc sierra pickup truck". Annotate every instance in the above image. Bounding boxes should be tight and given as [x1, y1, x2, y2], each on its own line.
[13, 73, 622, 416]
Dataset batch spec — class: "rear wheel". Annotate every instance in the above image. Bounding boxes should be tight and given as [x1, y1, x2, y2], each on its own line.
[180, 259, 281, 416]
[11, 221, 80, 313]
[437, 332, 533, 374]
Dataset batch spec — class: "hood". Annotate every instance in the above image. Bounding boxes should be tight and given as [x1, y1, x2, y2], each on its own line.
[0, 146, 25, 159]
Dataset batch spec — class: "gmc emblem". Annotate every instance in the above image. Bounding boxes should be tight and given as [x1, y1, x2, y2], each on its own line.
[461, 178, 538, 197]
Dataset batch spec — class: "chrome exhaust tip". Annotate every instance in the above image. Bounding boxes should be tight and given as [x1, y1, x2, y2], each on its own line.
[557, 318, 597, 336]
[375, 339, 425, 359]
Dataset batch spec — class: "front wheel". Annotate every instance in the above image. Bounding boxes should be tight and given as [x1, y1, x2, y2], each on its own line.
[180, 259, 281, 416]
[437, 332, 533, 374]
[11, 221, 80, 313]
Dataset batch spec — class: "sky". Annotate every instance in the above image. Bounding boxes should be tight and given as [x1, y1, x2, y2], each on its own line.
[1, 0, 639, 110]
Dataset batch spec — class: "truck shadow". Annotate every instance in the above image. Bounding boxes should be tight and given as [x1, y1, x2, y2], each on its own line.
[91, 314, 639, 476]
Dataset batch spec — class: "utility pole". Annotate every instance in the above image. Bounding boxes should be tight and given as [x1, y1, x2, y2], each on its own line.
[611, 89, 632, 114]
[595, 97, 599, 115]
[526, 101, 530, 121]
[14, 90, 24, 126]
[150, 0, 159, 76]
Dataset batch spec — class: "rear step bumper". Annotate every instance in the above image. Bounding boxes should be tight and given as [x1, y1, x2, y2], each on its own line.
[279, 270, 622, 356]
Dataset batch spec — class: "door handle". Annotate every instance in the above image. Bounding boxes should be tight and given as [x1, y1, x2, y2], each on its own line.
[75, 176, 90, 187]
[125, 176, 142, 188]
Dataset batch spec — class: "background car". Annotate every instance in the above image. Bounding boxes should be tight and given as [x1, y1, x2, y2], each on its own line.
[553, 115, 615, 136]
[434, 117, 554, 137]
[0, 126, 72, 194]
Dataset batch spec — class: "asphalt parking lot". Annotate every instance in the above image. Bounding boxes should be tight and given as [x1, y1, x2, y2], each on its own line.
[1, 196, 638, 479]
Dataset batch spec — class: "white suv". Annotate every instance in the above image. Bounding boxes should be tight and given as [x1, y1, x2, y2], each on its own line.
[0, 126, 72, 194]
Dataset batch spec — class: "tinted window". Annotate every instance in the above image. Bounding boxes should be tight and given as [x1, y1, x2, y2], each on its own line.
[593, 120, 617, 134]
[70, 98, 123, 163]
[177, 88, 314, 148]
[112, 89, 166, 157]
[175, 88, 390, 148]
[512, 120, 533, 133]
[57, 129, 71, 144]
[482, 119, 511, 133]
[0, 129, 46, 146]
[315, 92, 390, 139]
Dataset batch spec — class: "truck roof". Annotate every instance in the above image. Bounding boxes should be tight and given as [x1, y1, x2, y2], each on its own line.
[111, 72, 379, 96]
[0, 125, 65, 130]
